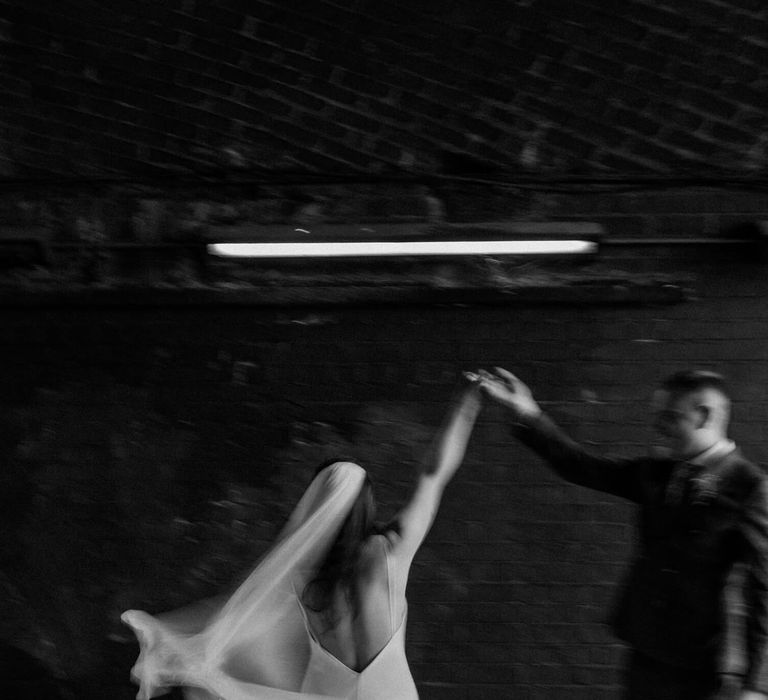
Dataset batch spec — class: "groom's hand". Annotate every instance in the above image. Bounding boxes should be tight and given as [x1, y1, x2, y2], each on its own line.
[473, 367, 542, 420]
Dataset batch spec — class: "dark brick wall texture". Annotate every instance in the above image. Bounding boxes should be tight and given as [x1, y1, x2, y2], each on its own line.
[0, 253, 767, 699]
[3, 0, 768, 177]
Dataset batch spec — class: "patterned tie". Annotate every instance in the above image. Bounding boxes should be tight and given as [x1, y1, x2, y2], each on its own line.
[665, 461, 697, 505]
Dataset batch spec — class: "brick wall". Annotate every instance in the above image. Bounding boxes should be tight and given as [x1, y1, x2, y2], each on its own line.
[3, 0, 768, 177]
[1, 245, 767, 698]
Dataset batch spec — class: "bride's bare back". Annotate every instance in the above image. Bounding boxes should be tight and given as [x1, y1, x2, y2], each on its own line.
[303, 534, 406, 672]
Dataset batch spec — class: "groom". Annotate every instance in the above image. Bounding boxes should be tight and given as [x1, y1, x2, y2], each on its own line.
[475, 368, 768, 700]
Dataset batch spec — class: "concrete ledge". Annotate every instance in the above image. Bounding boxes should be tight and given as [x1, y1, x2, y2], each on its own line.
[0, 281, 687, 308]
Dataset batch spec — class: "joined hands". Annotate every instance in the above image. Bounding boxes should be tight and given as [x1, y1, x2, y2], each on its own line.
[464, 367, 542, 420]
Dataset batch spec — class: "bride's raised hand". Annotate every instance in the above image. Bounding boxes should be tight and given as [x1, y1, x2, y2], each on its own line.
[457, 370, 483, 407]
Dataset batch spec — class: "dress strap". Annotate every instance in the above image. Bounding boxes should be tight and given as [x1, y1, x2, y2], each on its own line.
[383, 541, 397, 633]
[291, 580, 315, 637]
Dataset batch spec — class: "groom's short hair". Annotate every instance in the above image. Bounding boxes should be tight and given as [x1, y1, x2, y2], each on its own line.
[662, 370, 728, 399]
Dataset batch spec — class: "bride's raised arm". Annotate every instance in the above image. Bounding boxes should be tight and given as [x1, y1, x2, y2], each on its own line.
[387, 380, 482, 560]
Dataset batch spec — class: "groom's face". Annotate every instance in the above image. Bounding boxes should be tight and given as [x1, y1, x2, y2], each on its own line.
[652, 390, 700, 455]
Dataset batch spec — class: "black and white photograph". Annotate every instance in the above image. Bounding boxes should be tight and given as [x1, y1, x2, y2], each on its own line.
[1, 2, 768, 699]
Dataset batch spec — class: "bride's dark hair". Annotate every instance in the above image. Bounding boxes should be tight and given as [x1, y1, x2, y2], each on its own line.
[302, 457, 379, 622]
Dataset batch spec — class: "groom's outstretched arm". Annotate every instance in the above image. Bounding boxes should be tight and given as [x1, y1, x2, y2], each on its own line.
[475, 368, 644, 504]
[388, 381, 482, 561]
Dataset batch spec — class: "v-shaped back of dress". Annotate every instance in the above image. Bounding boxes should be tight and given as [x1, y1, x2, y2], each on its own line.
[297, 544, 418, 700]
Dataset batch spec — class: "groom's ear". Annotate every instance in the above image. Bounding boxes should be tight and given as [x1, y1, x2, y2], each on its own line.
[694, 404, 710, 430]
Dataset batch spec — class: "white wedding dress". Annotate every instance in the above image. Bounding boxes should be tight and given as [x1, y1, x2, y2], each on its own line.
[122, 463, 419, 700]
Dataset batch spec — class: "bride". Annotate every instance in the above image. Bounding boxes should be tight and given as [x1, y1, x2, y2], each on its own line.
[122, 380, 482, 699]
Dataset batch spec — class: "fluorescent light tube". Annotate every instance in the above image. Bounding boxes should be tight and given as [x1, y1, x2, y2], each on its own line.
[208, 240, 597, 258]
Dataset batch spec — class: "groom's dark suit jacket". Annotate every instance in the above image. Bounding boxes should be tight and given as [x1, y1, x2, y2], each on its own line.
[514, 414, 768, 693]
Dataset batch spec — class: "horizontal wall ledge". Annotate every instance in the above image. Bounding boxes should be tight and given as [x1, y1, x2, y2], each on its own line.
[0, 281, 687, 308]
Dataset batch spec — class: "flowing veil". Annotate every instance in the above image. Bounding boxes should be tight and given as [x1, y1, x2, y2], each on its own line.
[121, 462, 367, 700]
